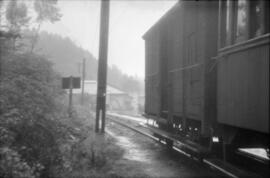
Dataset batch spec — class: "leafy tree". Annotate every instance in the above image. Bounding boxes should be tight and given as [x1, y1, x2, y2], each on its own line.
[5, 0, 30, 32]
[4, 0, 29, 49]
[0, 0, 61, 52]
[30, 0, 62, 52]
[34, 0, 61, 23]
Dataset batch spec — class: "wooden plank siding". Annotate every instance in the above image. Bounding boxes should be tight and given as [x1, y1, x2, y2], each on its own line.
[144, 1, 219, 136]
[217, 36, 269, 133]
[169, 7, 185, 118]
[144, 27, 161, 116]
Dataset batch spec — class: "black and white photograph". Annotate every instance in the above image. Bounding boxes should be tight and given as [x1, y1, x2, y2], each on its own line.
[0, 0, 269, 177]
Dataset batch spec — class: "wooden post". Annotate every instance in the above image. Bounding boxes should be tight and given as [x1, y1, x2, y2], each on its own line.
[95, 0, 110, 133]
[69, 76, 73, 117]
[81, 58, 86, 105]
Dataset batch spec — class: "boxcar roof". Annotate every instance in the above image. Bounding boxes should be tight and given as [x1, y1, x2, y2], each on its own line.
[142, 1, 181, 39]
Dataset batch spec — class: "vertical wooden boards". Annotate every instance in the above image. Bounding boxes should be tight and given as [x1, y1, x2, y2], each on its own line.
[183, 2, 202, 121]
[143, 1, 219, 136]
[217, 41, 269, 133]
[144, 27, 161, 116]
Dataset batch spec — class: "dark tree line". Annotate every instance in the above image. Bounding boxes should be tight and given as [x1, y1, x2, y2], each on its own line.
[35, 31, 144, 95]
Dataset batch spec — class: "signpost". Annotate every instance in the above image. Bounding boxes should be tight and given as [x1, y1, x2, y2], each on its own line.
[81, 58, 86, 105]
[62, 76, 81, 117]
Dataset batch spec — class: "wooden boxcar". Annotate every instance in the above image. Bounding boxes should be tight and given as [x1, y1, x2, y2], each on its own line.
[143, 1, 219, 138]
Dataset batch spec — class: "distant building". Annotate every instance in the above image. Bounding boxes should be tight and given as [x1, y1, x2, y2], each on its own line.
[71, 80, 133, 112]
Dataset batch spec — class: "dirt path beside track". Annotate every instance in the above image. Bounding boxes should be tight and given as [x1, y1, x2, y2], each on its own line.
[106, 121, 228, 178]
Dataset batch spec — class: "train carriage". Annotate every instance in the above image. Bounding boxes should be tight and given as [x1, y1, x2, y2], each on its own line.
[215, 0, 269, 146]
[143, 0, 219, 139]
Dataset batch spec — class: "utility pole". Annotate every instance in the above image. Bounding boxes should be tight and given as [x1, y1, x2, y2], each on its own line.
[95, 0, 110, 133]
[81, 58, 86, 105]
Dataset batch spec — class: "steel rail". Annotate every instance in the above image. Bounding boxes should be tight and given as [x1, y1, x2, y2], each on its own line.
[107, 115, 241, 178]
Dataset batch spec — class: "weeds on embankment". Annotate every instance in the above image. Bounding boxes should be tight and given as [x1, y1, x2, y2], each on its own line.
[58, 105, 125, 178]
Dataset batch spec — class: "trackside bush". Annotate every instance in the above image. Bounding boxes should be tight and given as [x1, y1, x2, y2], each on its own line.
[0, 52, 70, 178]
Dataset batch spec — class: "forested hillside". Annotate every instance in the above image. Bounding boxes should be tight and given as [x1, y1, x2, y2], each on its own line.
[35, 31, 144, 95]
[35, 31, 98, 79]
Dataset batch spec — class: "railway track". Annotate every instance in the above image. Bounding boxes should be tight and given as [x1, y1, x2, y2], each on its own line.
[107, 113, 263, 178]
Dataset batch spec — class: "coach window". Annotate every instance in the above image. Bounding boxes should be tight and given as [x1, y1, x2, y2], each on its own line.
[220, 0, 269, 48]
[220, 0, 235, 47]
[225, 0, 235, 45]
[250, 0, 264, 38]
[235, 0, 249, 43]
[265, 1, 270, 34]
[219, 0, 230, 47]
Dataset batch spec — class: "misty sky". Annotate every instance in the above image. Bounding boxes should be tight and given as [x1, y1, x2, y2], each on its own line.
[41, 0, 177, 78]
